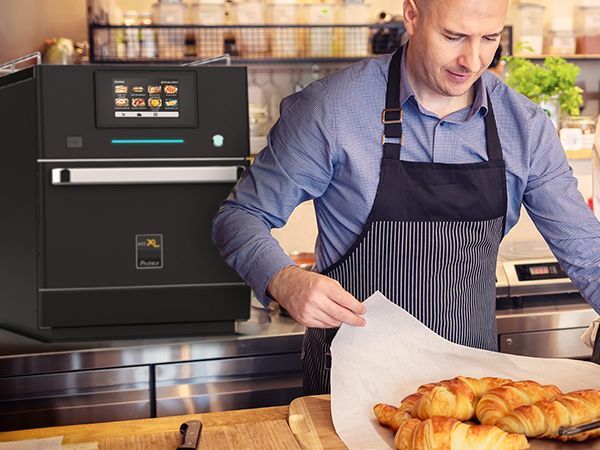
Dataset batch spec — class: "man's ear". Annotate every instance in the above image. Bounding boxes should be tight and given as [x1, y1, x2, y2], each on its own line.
[403, 0, 419, 36]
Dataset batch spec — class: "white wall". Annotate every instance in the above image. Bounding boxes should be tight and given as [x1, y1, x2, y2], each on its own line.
[0, 0, 88, 63]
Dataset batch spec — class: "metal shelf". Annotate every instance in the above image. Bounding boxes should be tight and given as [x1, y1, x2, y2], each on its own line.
[88, 23, 405, 64]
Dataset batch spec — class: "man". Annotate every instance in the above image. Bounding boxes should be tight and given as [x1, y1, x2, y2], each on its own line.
[212, 0, 600, 395]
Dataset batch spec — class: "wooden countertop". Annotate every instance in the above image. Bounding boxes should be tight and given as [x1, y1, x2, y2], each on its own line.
[0, 405, 294, 449]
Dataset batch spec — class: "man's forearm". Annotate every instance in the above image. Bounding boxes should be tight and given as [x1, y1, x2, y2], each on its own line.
[212, 202, 295, 305]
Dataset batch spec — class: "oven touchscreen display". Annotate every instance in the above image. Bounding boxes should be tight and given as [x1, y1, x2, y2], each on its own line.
[95, 71, 197, 128]
[113, 78, 180, 118]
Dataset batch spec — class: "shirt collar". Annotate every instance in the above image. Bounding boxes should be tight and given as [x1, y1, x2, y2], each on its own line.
[398, 43, 489, 120]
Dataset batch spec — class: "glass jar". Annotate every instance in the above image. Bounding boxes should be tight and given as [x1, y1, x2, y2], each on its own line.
[305, 3, 336, 57]
[337, 2, 370, 57]
[576, 0, 600, 54]
[545, 18, 576, 55]
[189, 0, 226, 58]
[268, 0, 299, 57]
[233, 1, 269, 57]
[515, 2, 545, 55]
[559, 116, 597, 151]
[152, 0, 187, 60]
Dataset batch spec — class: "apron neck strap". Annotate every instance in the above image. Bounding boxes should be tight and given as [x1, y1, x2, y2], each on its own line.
[483, 95, 503, 161]
[382, 45, 503, 162]
[382, 48, 403, 160]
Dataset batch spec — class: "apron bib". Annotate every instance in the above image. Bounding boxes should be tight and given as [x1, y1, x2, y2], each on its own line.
[303, 48, 508, 395]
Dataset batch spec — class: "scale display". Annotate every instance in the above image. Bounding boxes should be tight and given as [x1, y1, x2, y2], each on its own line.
[515, 262, 567, 281]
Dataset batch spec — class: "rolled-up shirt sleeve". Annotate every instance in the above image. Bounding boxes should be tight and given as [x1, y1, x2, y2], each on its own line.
[211, 79, 336, 305]
[523, 109, 600, 312]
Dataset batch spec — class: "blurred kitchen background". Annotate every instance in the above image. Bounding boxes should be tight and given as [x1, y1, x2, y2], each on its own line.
[1, 0, 599, 257]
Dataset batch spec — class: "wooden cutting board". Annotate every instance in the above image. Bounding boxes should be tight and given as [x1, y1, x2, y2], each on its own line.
[288, 395, 600, 450]
[86, 419, 300, 450]
[288, 395, 347, 449]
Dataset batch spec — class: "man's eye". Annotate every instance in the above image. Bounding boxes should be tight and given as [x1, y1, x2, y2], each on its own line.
[484, 36, 500, 42]
[444, 35, 462, 42]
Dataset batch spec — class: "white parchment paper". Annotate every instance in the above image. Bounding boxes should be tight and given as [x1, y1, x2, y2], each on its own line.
[0, 437, 62, 450]
[330, 292, 600, 449]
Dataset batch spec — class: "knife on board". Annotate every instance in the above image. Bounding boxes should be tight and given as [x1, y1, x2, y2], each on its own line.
[178, 419, 203, 449]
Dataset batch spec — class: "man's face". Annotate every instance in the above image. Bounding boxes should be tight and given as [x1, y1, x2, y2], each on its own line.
[404, 0, 508, 99]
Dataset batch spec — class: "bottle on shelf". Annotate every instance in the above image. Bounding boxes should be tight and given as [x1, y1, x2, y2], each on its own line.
[139, 12, 158, 59]
[123, 10, 141, 59]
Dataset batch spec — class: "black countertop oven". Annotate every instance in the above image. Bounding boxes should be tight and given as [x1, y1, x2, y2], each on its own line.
[0, 63, 250, 340]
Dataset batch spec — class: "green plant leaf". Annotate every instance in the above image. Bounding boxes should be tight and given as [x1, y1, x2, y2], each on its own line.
[504, 55, 583, 116]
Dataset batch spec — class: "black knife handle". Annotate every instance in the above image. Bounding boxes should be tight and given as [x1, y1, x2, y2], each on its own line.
[178, 420, 203, 449]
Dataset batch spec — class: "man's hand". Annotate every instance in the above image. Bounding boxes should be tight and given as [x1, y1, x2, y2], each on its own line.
[268, 266, 366, 328]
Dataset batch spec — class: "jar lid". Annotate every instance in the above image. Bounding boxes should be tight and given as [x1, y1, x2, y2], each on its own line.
[518, 0, 545, 8]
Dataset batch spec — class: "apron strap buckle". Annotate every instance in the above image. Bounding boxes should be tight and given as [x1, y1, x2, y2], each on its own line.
[381, 134, 403, 146]
[381, 108, 403, 124]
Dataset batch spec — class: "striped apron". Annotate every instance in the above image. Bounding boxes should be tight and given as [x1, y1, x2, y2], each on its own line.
[302, 48, 508, 395]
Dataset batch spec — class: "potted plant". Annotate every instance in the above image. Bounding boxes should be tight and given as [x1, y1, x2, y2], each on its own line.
[502, 48, 583, 129]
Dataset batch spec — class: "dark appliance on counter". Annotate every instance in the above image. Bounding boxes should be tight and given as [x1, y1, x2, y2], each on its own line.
[0, 59, 251, 340]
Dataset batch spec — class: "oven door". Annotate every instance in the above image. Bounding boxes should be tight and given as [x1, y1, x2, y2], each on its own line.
[38, 160, 249, 333]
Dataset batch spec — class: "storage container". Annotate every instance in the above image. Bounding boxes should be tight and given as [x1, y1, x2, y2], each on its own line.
[545, 17, 576, 55]
[576, 0, 600, 54]
[514, 2, 545, 55]
[337, 2, 370, 56]
[560, 116, 597, 150]
[305, 3, 336, 57]
[189, 0, 226, 58]
[152, 0, 186, 59]
[233, 1, 269, 57]
[268, 0, 299, 57]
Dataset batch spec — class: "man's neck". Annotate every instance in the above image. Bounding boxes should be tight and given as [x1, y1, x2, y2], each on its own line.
[405, 46, 475, 118]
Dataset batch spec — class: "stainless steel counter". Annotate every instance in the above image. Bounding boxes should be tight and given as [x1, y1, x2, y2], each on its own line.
[0, 305, 304, 377]
[0, 305, 305, 431]
[0, 297, 596, 431]
[496, 294, 598, 359]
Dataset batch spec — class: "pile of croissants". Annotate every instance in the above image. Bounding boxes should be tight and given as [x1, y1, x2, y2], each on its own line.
[373, 376, 600, 449]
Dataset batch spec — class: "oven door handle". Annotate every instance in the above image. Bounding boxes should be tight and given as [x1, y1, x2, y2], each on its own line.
[51, 166, 244, 185]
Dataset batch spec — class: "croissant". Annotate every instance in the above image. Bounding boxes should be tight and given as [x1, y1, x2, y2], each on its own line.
[394, 416, 530, 450]
[374, 393, 423, 431]
[412, 376, 512, 421]
[495, 389, 600, 442]
[476, 380, 562, 425]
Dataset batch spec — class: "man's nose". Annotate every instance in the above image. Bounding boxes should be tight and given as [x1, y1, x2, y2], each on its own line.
[459, 40, 482, 73]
